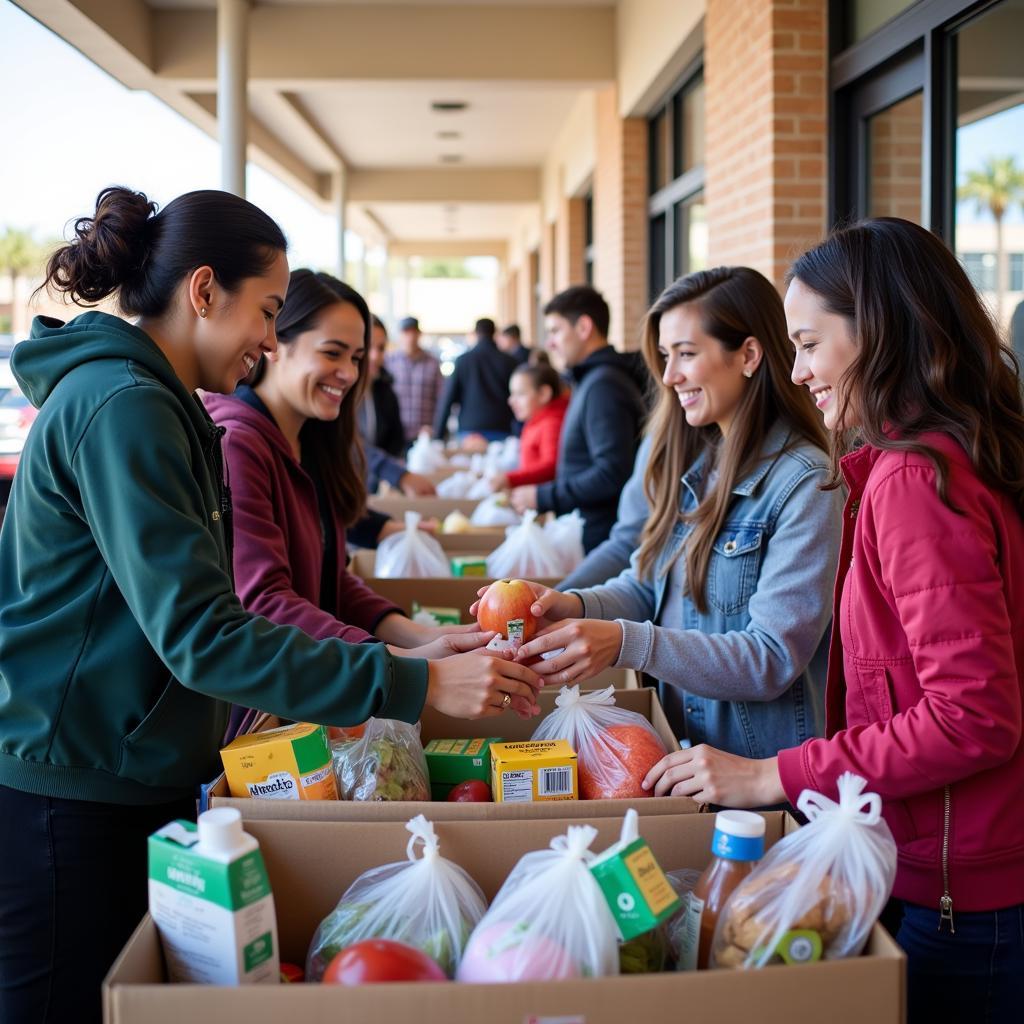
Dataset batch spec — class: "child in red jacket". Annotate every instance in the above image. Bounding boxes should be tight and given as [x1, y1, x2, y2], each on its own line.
[489, 363, 569, 490]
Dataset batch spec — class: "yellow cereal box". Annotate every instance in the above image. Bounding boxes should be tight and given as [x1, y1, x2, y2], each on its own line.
[490, 739, 578, 802]
[220, 723, 337, 800]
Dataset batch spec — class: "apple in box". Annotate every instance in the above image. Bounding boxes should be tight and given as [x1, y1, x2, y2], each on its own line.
[477, 579, 538, 644]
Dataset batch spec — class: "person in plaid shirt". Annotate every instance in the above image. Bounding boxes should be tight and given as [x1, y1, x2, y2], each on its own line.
[385, 316, 445, 441]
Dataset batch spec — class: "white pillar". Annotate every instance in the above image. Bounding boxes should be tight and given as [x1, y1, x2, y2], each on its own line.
[218, 0, 249, 197]
[381, 244, 394, 328]
[334, 166, 347, 279]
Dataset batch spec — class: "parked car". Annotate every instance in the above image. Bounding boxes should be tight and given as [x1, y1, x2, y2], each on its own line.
[0, 383, 37, 501]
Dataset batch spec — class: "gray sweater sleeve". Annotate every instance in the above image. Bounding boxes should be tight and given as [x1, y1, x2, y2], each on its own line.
[609, 469, 843, 702]
[557, 435, 651, 591]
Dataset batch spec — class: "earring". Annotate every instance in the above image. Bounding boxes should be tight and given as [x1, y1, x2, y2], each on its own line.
[743, 369, 753, 378]
[199, 307, 208, 318]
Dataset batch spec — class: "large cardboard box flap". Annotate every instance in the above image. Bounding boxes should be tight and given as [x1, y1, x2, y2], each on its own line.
[105, 812, 905, 1024]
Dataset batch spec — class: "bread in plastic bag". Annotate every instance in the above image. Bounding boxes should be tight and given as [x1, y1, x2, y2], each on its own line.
[457, 824, 619, 982]
[331, 717, 431, 801]
[305, 814, 487, 980]
[470, 493, 520, 528]
[532, 685, 668, 800]
[486, 510, 564, 579]
[710, 772, 897, 969]
[375, 511, 451, 577]
[543, 511, 586, 575]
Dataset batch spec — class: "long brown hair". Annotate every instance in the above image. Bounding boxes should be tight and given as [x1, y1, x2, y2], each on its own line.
[788, 218, 1024, 510]
[636, 267, 827, 610]
[249, 269, 369, 526]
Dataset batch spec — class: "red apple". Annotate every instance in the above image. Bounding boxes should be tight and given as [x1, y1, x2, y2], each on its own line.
[447, 779, 493, 802]
[321, 940, 446, 985]
[476, 579, 538, 643]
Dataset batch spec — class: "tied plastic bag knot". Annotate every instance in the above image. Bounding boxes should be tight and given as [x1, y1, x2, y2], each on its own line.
[406, 813, 441, 862]
[797, 772, 882, 827]
[486, 509, 563, 579]
[550, 824, 600, 861]
[553, 684, 617, 710]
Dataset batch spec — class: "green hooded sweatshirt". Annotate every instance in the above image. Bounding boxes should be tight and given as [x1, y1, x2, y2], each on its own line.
[0, 312, 428, 804]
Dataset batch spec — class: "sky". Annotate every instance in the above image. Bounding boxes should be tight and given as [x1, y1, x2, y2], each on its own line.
[0, 1, 344, 269]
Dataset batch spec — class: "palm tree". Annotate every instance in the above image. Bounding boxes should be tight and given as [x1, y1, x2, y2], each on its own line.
[958, 155, 1024, 321]
[0, 228, 60, 337]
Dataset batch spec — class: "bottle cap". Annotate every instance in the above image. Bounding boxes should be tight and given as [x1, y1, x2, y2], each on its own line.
[711, 810, 766, 861]
[198, 807, 244, 853]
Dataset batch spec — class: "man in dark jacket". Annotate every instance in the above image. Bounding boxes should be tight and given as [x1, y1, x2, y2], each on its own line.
[433, 318, 518, 441]
[509, 286, 647, 552]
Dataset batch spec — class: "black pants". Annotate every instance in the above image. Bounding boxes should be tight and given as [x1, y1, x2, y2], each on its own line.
[0, 785, 194, 1024]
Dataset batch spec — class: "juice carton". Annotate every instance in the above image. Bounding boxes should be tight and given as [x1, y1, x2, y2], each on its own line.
[412, 600, 462, 626]
[590, 809, 681, 941]
[220, 722, 337, 800]
[450, 556, 489, 577]
[148, 808, 279, 984]
[490, 739, 578, 802]
[424, 737, 502, 800]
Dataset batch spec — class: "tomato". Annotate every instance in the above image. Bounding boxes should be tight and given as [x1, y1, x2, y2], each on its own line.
[320, 939, 447, 985]
[279, 962, 304, 983]
[447, 779, 493, 802]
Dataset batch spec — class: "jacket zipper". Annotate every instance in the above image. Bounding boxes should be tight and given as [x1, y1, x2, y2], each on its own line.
[938, 785, 955, 933]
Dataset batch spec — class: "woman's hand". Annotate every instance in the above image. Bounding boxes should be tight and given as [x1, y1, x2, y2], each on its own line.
[509, 485, 538, 515]
[515, 619, 623, 684]
[399, 471, 436, 497]
[469, 581, 583, 630]
[393, 629, 496, 661]
[425, 650, 543, 720]
[375, 613, 475, 648]
[642, 746, 786, 806]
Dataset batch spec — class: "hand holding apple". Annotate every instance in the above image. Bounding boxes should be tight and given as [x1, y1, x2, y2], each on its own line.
[475, 579, 541, 643]
[471, 580, 583, 633]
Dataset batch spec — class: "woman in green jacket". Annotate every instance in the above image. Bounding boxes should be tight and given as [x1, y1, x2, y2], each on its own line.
[0, 186, 541, 1024]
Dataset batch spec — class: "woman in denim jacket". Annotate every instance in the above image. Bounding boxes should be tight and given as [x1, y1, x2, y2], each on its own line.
[514, 266, 844, 757]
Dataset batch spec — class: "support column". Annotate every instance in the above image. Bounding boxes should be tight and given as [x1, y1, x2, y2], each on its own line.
[539, 220, 556, 315]
[217, 0, 249, 197]
[555, 196, 586, 292]
[334, 166, 347, 279]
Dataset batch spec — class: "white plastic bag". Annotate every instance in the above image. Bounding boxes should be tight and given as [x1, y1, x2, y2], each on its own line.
[470, 493, 520, 528]
[331, 717, 430, 802]
[306, 815, 487, 980]
[486, 510, 564, 579]
[457, 824, 619, 982]
[532, 685, 667, 800]
[436, 471, 477, 498]
[467, 475, 494, 500]
[710, 772, 897, 969]
[407, 434, 447, 474]
[498, 436, 520, 471]
[543, 511, 586, 575]
[375, 511, 451, 577]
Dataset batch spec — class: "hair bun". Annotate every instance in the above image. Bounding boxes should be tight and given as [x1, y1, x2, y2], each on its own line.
[44, 186, 158, 306]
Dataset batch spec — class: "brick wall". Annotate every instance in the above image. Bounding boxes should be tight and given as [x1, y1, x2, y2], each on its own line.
[555, 195, 586, 292]
[593, 85, 648, 349]
[516, 252, 537, 341]
[868, 91, 923, 222]
[539, 219, 557, 317]
[705, 0, 828, 288]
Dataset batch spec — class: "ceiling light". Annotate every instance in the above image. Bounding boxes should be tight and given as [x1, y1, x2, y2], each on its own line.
[431, 101, 468, 112]
[436, 130, 462, 140]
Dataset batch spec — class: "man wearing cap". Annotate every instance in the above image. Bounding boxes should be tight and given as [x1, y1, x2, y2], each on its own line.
[385, 316, 446, 443]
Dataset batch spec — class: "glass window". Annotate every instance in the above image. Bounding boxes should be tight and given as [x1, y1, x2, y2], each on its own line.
[649, 108, 673, 194]
[847, 1, 919, 45]
[649, 212, 667, 303]
[955, 2, 1024, 333]
[867, 91, 924, 223]
[682, 77, 705, 173]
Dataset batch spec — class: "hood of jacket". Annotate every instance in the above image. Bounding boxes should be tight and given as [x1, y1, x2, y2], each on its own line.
[572, 345, 652, 397]
[203, 388, 298, 467]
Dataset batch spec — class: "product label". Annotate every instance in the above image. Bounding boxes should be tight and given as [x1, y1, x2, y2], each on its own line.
[246, 771, 300, 800]
[506, 618, 525, 644]
[500, 769, 534, 802]
[624, 845, 679, 916]
[753, 928, 823, 966]
[538, 766, 574, 796]
[711, 828, 764, 862]
[677, 893, 704, 971]
[490, 740, 578, 801]
[590, 837, 681, 941]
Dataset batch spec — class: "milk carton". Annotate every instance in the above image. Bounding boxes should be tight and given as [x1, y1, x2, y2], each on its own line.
[148, 808, 279, 984]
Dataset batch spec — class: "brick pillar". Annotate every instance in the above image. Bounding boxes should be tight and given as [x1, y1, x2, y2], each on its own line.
[593, 85, 648, 350]
[539, 220, 557, 312]
[705, 0, 827, 289]
[516, 255, 536, 340]
[555, 196, 586, 292]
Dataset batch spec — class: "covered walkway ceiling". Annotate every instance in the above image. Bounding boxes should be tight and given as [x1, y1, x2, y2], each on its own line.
[17, 0, 627, 252]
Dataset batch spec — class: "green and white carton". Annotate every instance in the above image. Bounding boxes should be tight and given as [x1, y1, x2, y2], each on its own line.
[148, 807, 279, 985]
[590, 809, 682, 941]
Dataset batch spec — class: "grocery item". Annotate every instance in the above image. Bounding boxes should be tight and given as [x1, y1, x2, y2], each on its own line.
[458, 824, 619, 983]
[543, 511, 586, 575]
[677, 810, 766, 970]
[148, 808, 279, 985]
[447, 780, 493, 802]
[220, 722, 337, 801]
[490, 740, 578, 802]
[320, 940, 447, 985]
[406, 434, 448, 474]
[486, 509, 564, 579]
[711, 773, 897, 969]
[375, 511, 452, 578]
[424, 736, 501, 801]
[618, 928, 669, 974]
[664, 868, 703, 965]
[306, 815, 487, 980]
[411, 600, 461, 626]
[450, 555, 488, 577]
[279, 963, 304, 983]
[531, 685, 668, 800]
[332, 718, 430, 802]
[476, 578, 538, 644]
[470, 493, 520, 528]
[590, 809, 681, 941]
[441, 510, 473, 534]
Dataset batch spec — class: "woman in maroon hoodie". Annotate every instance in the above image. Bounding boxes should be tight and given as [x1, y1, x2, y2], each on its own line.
[643, 219, 1024, 1021]
[205, 270, 540, 719]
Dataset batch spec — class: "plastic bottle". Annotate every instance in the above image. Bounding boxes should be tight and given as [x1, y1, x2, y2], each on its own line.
[677, 810, 766, 970]
[148, 807, 280, 984]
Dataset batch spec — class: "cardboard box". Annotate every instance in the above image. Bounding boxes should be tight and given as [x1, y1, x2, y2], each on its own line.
[424, 737, 501, 801]
[437, 530, 506, 554]
[369, 495, 484, 520]
[206, 688, 678, 821]
[104, 812, 905, 1024]
[490, 740, 578, 801]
